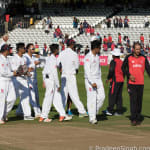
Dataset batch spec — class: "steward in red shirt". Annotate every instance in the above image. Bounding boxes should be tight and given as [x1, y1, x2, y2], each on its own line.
[103, 48, 124, 116]
[122, 42, 150, 126]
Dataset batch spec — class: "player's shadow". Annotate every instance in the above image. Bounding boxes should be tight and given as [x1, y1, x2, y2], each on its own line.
[8, 116, 23, 122]
[97, 114, 108, 121]
[126, 115, 145, 122]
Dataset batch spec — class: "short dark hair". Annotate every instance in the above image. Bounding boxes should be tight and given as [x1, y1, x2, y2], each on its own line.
[16, 43, 25, 51]
[0, 44, 10, 53]
[26, 43, 34, 50]
[66, 39, 76, 47]
[91, 40, 101, 50]
[50, 44, 59, 53]
[133, 41, 141, 49]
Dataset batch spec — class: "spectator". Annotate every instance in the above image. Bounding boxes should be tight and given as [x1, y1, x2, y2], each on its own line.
[86, 25, 91, 36]
[43, 43, 48, 56]
[79, 23, 84, 35]
[108, 34, 112, 48]
[96, 33, 102, 44]
[83, 20, 88, 30]
[103, 43, 108, 51]
[42, 19, 46, 29]
[106, 18, 111, 28]
[56, 26, 63, 38]
[58, 39, 65, 52]
[120, 44, 124, 53]
[0, 34, 9, 49]
[126, 45, 131, 53]
[118, 33, 122, 45]
[127, 36, 130, 46]
[144, 16, 149, 28]
[90, 26, 95, 35]
[124, 16, 129, 28]
[111, 41, 115, 51]
[103, 36, 108, 44]
[45, 24, 49, 34]
[119, 17, 123, 28]
[73, 17, 78, 28]
[35, 42, 40, 54]
[47, 17, 52, 28]
[140, 34, 144, 45]
[64, 34, 69, 44]
[113, 16, 119, 28]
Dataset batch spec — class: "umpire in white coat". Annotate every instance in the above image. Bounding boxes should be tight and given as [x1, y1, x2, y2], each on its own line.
[57, 39, 87, 117]
[84, 40, 105, 124]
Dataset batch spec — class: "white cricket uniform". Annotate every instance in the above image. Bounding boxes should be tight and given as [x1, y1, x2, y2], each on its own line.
[23, 53, 41, 116]
[10, 54, 32, 117]
[57, 48, 86, 114]
[41, 54, 66, 118]
[0, 54, 16, 120]
[84, 51, 105, 122]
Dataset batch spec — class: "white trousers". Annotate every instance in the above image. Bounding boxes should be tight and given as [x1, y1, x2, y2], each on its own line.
[0, 80, 16, 120]
[85, 78, 105, 121]
[13, 78, 31, 117]
[41, 79, 66, 119]
[61, 74, 86, 114]
[28, 78, 41, 116]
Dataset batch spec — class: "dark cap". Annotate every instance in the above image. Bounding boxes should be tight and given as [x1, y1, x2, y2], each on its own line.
[66, 39, 76, 46]
[0, 44, 11, 52]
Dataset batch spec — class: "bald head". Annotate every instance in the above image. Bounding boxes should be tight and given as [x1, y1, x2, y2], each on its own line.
[3, 35, 9, 42]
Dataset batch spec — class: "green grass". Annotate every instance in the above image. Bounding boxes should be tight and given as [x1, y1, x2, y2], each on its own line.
[6, 66, 150, 134]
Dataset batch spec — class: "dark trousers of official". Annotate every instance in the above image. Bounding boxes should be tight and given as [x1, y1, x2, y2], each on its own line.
[107, 82, 124, 114]
[128, 84, 144, 122]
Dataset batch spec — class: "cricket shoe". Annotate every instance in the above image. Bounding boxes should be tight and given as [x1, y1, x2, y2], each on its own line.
[43, 118, 52, 123]
[102, 110, 113, 116]
[79, 112, 88, 118]
[67, 110, 73, 116]
[39, 117, 52, 123]
[59, 115, 72, 122]
[90, 119, 98, 125]
[35, 114, 41, 119]
[114, 112, 123, 116]
[0, 120, 5, 125]
[24, 116, 34, 121]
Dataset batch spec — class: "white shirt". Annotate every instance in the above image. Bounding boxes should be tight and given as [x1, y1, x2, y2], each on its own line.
[84, 51, 101, 84]
[42, 54, 60, 88]
[23, 53, 36, 79]
[57, 48, 79, 75]
[0, 54, 13, 80]
[10, 54, 27, 80]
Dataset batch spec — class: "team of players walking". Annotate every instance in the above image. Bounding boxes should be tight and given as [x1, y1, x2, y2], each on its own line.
[0, 38, 150, 126]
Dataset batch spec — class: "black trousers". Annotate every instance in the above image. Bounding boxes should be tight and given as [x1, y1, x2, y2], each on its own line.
[128, 84, 144, 121]
[107, 82, 124, 113]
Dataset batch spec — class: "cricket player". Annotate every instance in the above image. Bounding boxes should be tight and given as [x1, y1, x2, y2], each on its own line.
[57, 39, 87, 117]
[23, 43, 41, 118]
[39, 44, 72, 122]
[122, 42, 150, 126]
[11, 43, 34, 120]
[84, 40, 105, 124]
[0, 44, 17, 124]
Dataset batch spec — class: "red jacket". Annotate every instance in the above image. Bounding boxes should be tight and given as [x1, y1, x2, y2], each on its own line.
[122, 54, 150, 85]
[107, 58, 124, 82]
